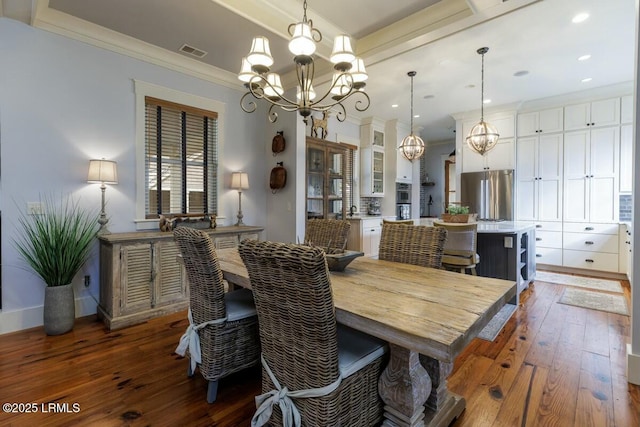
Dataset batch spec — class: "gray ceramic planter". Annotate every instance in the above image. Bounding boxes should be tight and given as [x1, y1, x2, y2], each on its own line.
[44, 284, 75, 335]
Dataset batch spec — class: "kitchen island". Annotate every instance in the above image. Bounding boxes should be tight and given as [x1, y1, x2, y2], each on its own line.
[417, 219, 536, 300]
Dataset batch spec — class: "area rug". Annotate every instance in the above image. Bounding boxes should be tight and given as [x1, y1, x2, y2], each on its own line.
[536, 271, 623, 293]
[559, 287, 629, 316]
[478, 303, 517, 342]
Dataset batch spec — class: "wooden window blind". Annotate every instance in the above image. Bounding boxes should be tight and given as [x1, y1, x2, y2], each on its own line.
[144, 96, 218, 218]
[343, 143, 357, 209]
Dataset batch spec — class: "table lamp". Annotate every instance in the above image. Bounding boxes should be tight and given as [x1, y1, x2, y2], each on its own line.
[87, 159, 118, 235]
[231, 172, 249, 226]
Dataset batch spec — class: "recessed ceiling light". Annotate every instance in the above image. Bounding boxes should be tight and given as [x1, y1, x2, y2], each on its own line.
[578, 54, 591, 61]
[581, 77, 593, 83]
[513, 70, 529, 77]
[572, 12, 589, 23]
[413, 114, 420, 118]
[483, 99, 492, 104]
[391, 104, 398, 108]
[423, 95, 435, 100]
[465, 84, 476, 89]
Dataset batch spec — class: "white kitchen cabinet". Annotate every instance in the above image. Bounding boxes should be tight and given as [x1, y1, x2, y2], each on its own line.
[516, 133, 563, 222]
[620, 124, 633, 193]
[517, 108, 563, 136]
[461, 138, 514, 173]
[361, 147, 385, 196]
[361, 118, 386, 196]
[532, 221, 563, 267]
[396, 151, 413, 183]
[462, 114, 515, 139]
[564, 97, 620, 131]
[621, 95, 634, 124]
[562, 222, 619, 273]
[362, 219, 382, 257]
[563, 127, 619, 223]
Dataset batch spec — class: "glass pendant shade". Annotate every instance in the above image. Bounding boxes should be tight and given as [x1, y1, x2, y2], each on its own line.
[398, 70, 425, 161]
[466, 47, 499, 156]
[466, 121, 499, 155]
[263, 73, 284, 99]
[288, 22, 316, 56]
[247, 36, 274, 72]
[400, 133, 425, 161]
[330, 35, 355, 69]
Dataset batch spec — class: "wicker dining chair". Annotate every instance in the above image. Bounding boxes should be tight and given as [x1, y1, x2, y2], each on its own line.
[239, 240, 387, 427]
[173, 227, 260, 403]
[433, 221, 480, 275]
[378, 223, 447, 268]
[304, 218, 351, 254]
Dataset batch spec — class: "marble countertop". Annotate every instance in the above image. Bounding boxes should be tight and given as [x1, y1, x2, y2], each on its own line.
[416, 218, 535, 233]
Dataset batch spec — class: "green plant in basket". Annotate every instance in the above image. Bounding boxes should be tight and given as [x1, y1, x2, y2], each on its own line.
[447, 205, 470, 215]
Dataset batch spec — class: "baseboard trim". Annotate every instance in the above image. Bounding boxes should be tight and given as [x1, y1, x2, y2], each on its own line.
[537, 264, 628, 281]
[0, 295, 98, 335]
[627, 344, 640, 385]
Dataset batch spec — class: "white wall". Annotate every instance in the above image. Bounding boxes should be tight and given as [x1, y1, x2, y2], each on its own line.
[0, 18, 269, 333]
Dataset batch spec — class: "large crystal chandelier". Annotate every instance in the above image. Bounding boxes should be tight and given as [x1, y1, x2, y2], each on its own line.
[238, 0, 370, 123]
[466, 47, 499, 155]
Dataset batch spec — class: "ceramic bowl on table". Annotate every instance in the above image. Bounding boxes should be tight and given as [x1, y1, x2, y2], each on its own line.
[325, 250, 364, 271]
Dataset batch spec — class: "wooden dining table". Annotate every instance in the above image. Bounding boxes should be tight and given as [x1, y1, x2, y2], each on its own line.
[217, 248, 516, 427]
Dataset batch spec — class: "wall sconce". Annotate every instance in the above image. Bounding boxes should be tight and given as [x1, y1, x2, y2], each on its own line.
[87, 158, 118, 235]
[230, 172, 249, 226]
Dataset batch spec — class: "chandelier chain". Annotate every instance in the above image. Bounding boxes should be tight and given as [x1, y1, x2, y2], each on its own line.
[480, 50, 485, 122]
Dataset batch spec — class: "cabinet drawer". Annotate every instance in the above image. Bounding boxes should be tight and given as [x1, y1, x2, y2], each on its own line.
[533, 221, 563, 232]
[563, 232, 618, 253]
[362, 218, 382, 229]
[535, 230, 562, 249]
[563, 249, 618, 272]
[535, 247, 563, 266]
[563, 222, 618, 235]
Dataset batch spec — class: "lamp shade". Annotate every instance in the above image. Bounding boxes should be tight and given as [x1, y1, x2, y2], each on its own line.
[247, 36, 274, 72]
[87, 159, 118, 184]
[231, 172, 249, 190]
[289, 22, 316, 56]
[330, 35, 355, 68]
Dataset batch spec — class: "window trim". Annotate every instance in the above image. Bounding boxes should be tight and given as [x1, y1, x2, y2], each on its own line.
[134, 80, 225, 230]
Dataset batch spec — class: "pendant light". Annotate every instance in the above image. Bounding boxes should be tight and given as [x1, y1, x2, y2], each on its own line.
[466, 47, 499, 155]
[399, 71, 425, 161]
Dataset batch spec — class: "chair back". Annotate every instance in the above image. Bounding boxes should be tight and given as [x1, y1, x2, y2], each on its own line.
[378, 223, 447, 268]
[304, 218, 351, 253]
[382, 219, 414, 225]
[434, 221, 478, 258]
[173, 227, 226, 324]
[238, 240, 340, 391]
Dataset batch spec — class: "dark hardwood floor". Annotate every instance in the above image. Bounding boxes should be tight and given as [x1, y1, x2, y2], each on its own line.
[0, 278, 638, 426]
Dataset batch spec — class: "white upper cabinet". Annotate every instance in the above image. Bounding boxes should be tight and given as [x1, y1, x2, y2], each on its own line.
[462, 138, 514, 173]
[563, 127, 619, 223]
[517, 108, 563, 136]
[621, 95, 634, 124]
[361, 118, 386, 196]
[564, 97, 620, 131]
[620, 124, 633, 193]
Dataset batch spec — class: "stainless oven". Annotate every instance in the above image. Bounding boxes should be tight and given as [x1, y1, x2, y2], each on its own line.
[396, 183, 410, 204]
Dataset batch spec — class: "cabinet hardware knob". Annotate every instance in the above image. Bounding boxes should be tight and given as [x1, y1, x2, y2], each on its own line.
[535, 224, 542, 228]
[591, 122, 595, 126]
[590, 175, 594, 178]
[585, 241, 594, 245]
[585, 227, 594, 230]
[585, 259, 594, 263]
[587, 123, 590, 126]
[536, 238, 542, 241]
[626, 240, 631, 244]
[536, 254, 543, 258]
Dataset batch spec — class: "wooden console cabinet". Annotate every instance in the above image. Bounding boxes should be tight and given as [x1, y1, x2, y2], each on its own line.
[97, 225, 263, 330]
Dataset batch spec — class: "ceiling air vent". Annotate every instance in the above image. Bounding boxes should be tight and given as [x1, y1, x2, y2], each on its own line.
[179, 44, 207, 58]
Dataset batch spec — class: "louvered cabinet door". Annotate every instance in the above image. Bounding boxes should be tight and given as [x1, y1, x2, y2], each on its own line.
[120, 243, 153, 315]
[154, 240, 187, 306]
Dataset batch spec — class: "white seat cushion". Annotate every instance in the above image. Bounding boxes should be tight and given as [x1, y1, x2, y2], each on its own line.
[224, 288, 257, 321]
[337, 324, 387, 378]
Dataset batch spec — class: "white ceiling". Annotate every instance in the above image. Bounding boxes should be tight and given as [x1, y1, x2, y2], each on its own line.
[3, 0, 636, 142]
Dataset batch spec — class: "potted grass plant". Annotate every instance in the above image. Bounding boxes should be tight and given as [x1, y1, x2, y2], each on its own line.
[14, 195, 99, 335]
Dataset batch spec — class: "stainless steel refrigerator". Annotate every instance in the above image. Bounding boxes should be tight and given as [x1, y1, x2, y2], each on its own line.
[460, 169, 514, 221]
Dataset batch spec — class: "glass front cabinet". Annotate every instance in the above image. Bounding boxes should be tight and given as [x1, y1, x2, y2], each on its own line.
[306, 137, 346, 220]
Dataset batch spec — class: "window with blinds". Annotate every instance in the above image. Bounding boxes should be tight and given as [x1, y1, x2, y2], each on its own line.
[144, 97, 218, 218]
[343, 143, 357, 209]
